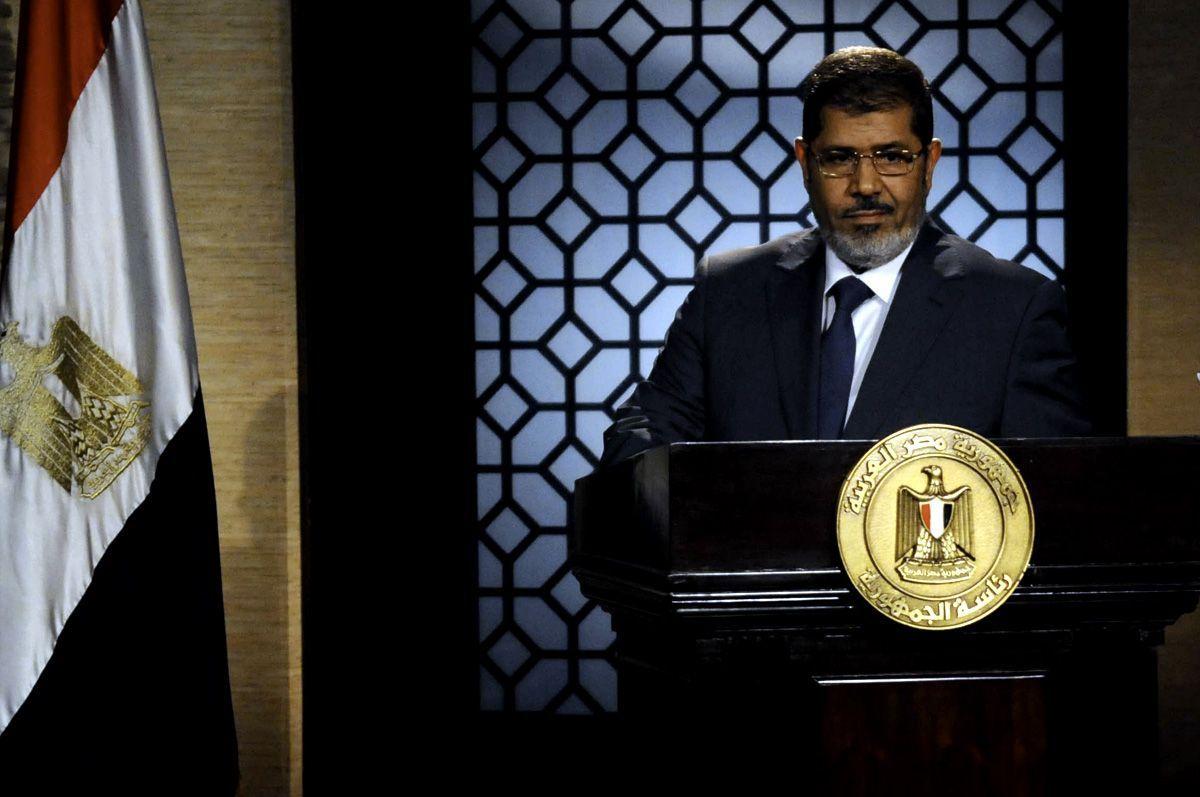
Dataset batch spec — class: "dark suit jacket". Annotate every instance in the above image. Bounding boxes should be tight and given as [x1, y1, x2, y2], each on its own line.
[601, 221, 1092, 465]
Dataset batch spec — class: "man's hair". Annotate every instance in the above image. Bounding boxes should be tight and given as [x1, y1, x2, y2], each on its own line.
[800, 47, 933, 146]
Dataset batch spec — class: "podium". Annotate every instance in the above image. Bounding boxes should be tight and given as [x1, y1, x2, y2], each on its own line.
[571, 438, 1200, 791]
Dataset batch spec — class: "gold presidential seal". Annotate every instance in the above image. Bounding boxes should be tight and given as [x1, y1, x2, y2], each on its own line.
[836, 424, 1033, 629]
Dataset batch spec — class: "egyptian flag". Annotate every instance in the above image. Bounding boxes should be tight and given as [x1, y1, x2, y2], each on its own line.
[0, 1, 237, 790]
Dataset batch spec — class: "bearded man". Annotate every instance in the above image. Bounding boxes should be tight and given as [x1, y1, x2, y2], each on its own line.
[601, 46, 1091, 465]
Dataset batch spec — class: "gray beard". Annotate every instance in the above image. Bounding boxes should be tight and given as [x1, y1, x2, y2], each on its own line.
[824, 210, 924, 271]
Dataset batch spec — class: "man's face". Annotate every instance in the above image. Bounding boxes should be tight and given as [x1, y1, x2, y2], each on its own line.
[794, 105, 941, 269]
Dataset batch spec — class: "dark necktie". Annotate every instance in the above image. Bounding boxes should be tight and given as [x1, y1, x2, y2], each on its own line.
[818, 276, 874, 439]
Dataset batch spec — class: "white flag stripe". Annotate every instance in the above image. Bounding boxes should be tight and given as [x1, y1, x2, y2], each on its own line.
[0, 0, 198, 729]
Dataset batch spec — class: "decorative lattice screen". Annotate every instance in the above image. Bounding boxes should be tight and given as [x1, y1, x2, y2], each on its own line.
[471, 0, 1064, 713]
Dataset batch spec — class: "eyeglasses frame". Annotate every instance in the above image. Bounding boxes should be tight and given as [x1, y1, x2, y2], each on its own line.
[809, 147, 928, 178]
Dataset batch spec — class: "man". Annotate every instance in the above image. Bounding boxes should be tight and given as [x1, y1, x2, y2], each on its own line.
[601, 47, 1090, 466]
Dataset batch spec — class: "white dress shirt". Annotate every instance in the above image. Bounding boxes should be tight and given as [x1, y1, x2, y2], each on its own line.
[821, 241, 914, 425]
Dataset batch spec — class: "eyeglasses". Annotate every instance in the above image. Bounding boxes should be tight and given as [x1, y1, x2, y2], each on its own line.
[811, 148, 926, 178]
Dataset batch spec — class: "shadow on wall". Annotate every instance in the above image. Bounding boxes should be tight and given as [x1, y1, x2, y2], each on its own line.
[224, 391, 292, 794]
[1162, 610, 1200, 787]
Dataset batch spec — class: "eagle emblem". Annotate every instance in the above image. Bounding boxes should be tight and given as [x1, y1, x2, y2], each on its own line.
[895, 465, 974, 583]
[0, 316, 150, 499]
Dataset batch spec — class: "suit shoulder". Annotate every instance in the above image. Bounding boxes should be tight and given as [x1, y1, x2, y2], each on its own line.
[701, 229, 816, 283]
[936, 231, 1051, 297]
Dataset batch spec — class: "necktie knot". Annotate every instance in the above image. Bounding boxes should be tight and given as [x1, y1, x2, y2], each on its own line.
[828, 275, 874, 316]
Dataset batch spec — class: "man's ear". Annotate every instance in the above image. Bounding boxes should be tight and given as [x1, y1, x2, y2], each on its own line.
[794, 137, 812, 186]
[923, 138, 943, 191]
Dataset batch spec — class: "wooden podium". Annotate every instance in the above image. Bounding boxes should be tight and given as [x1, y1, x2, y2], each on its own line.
[571, 438, 1200, 792]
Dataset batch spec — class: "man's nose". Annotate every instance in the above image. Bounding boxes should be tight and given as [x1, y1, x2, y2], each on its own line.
[850, 155, 883, 196]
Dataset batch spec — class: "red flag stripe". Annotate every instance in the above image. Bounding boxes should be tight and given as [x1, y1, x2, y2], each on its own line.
[5, 0, 125, 244]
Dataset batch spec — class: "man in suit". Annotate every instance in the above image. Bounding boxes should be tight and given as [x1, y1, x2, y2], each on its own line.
[601, 46, 1090, 466]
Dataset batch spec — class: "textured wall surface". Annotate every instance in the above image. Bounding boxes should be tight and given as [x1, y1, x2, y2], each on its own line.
[143, 1, 300, 794]
[1129, 1, 1200, 787]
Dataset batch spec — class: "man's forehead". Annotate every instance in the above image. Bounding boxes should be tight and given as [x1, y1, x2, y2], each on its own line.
[812, 105, 920, 148]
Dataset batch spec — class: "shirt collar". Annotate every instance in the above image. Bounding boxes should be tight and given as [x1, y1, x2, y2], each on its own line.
[823, 238, 914, 306]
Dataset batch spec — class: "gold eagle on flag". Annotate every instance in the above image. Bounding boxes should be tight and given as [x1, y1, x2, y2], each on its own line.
[895, 465, 975, 584]
[0, 316, 150, 499]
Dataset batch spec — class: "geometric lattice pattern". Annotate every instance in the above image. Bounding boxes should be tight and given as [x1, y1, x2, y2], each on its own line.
[472, 0, 1065, 713]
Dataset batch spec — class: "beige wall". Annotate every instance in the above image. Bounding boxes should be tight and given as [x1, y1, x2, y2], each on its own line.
[1129, 1, 1200, 786]
[1129, 5, 1200, 434]
[145, 2, 300, 794]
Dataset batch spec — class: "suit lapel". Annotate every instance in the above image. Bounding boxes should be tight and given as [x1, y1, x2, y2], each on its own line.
[765, 231, 824, 439]
[843, 223, 966, 439]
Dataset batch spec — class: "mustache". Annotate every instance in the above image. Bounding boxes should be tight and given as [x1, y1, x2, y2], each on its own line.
[841, 200, 895, 218]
